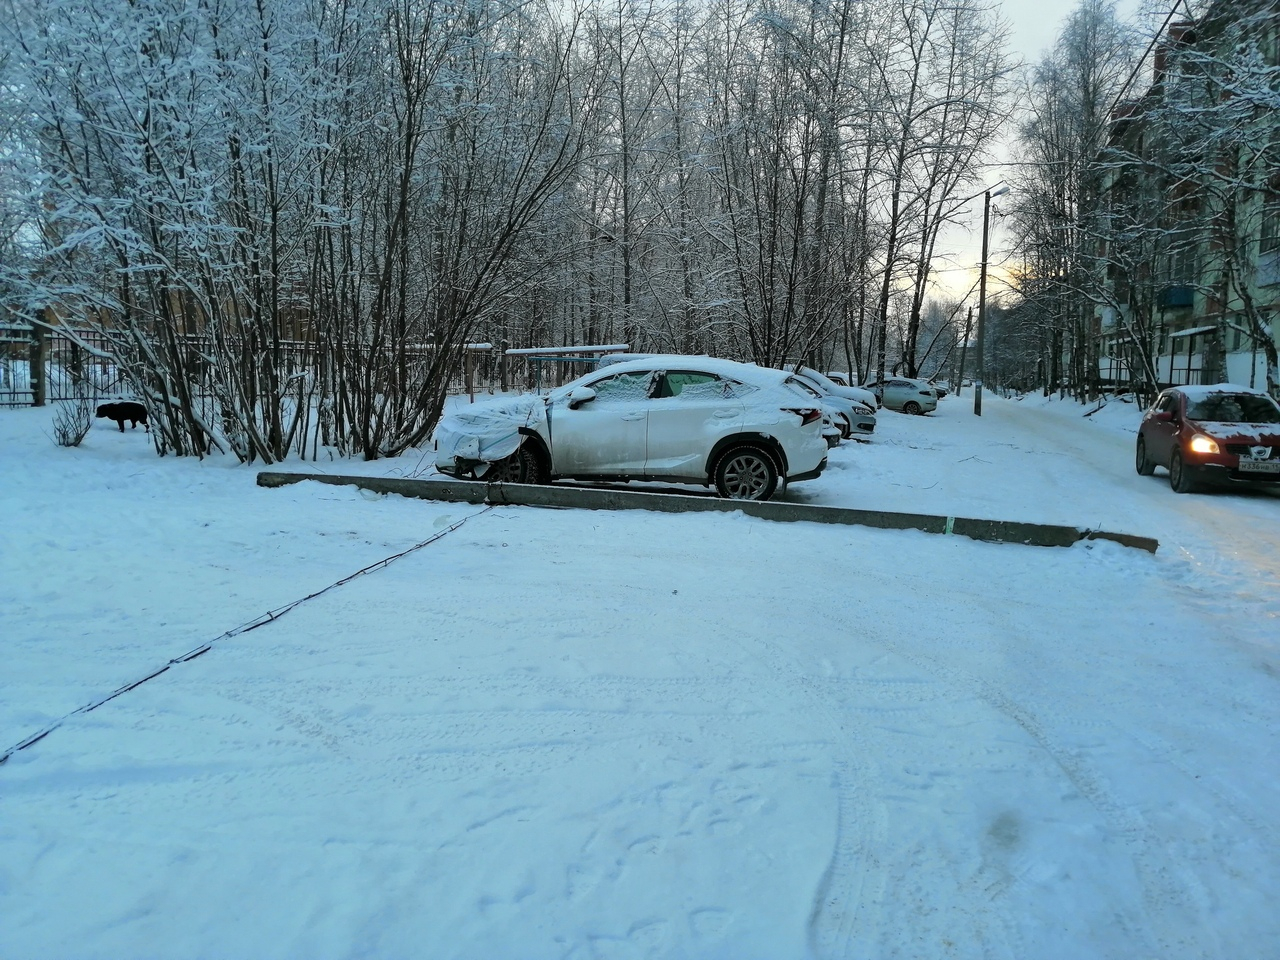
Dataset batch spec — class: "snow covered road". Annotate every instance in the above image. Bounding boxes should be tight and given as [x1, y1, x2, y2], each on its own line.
[2, 395, 1277, 959]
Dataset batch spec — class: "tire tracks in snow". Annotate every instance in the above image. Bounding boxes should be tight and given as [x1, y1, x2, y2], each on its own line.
[707, 613, 893, 959]
[877, 601, 1223, 960]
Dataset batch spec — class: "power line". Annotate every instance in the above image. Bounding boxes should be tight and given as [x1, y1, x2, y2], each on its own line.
[1104, 0, 1201, 124]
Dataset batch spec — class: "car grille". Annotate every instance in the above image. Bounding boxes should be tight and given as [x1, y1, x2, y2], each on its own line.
[1225, 444, 1278, 459]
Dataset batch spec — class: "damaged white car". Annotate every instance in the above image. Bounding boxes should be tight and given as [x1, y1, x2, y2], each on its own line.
[432, 356, 829, 501]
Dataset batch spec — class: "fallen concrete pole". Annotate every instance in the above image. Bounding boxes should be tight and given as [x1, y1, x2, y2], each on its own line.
[256, 471, 1158, 554]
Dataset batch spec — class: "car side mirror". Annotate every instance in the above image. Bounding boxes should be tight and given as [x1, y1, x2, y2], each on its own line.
[1151, 411, 1174, 423]
[567, 387, 597, 410]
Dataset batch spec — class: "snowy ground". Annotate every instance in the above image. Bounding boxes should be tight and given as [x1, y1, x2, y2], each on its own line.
[1, 391, 1277, 960]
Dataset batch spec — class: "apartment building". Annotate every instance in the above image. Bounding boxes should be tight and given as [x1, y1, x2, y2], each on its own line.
[1095, 0, 1280, 394]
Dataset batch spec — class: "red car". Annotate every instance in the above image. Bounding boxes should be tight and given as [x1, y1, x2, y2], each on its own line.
[1136, 384, 1280, 493]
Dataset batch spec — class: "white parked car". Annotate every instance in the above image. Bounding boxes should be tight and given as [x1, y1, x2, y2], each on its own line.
[858, 376, 939, 415]
[432, 356, 829, 501]
[782, 375, 849, 445]
[793, 366, 879, 412]
[784, 371, 876, 438]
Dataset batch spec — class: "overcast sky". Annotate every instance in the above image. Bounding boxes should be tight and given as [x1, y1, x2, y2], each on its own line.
[1000, 0, 1146, 65]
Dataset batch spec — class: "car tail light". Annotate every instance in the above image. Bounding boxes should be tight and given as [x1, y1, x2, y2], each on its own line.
[785, 407, 822, 426]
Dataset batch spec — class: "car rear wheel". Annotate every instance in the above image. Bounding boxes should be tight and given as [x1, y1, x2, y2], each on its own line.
[903, 401, 922, 415]
[1169, 449, 1197, 493]
[714, 446, 779, 501]
[486, 445, 538, 484]
[1135, 437, 1155, 476]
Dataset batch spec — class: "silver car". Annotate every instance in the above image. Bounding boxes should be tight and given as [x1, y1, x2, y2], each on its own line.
[784, 371, 877, 437]
[793, 367, 879, 413]
[858, 376, 938, 415]
[432, 356, 829, 501]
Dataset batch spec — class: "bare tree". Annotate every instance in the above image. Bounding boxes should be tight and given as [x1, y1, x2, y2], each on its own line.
[1004, 0, 1145, 398]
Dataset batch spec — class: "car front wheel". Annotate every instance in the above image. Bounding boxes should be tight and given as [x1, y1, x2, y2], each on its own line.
[1135, 437, 1155, 476]
[486, 445, 539, 484]
[714, 446, 779, 501]
[1169, 449, 1197, 493]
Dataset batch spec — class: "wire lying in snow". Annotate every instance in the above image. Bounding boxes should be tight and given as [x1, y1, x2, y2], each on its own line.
[0, 505, 494, 768]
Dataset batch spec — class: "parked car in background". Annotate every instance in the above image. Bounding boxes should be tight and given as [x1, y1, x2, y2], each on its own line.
[784, 370, 877, 438]
[433, 356, 829, 501]
[778, 376, 860, 442]
[1135, 384, 1280, 493]
[790, 366, 879, 412]
[857, 377, 939, 415]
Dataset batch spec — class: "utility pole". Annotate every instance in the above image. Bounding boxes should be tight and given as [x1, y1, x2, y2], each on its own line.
[975, 184, 1009, 416]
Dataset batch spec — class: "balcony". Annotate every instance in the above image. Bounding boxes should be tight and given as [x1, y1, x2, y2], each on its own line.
[1157, 285, 1194, 309]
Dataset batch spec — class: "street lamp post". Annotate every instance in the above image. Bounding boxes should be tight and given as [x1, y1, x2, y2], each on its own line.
[974, 184, 1009, 416]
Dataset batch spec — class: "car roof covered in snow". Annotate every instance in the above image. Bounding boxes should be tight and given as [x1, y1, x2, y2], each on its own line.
[583, 355, 789, 386]
[1171, 382, 1274, 400]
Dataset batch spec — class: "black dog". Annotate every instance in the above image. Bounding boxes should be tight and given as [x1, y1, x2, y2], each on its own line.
[96, 401, 148, 432]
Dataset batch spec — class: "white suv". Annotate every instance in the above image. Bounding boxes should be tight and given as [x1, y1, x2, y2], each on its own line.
[432, 356, 829, 501]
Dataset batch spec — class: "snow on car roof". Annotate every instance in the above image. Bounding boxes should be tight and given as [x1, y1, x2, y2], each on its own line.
[587, 355, 788, 385]
[1174, 383, 1273, 399]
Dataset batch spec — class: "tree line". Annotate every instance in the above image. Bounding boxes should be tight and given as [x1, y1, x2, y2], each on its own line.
[1, 0, 1013, 461]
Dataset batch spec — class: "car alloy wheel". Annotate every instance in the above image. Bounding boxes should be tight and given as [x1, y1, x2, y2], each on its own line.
[486, 445, 537, 484]
[714, 446, 779, 501]
[903, 401, 921, 415]
[1135, 437, 1155, 476]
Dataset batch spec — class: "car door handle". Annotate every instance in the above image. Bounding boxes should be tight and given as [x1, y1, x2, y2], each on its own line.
[621, 413, 645, 421]
[713, 410, 738, 419]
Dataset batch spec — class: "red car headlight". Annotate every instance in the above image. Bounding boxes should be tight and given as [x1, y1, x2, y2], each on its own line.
[1188, 433, 1220, 455]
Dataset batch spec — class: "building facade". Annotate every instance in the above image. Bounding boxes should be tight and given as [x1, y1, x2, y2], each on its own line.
[1096, 0, 1280, 395]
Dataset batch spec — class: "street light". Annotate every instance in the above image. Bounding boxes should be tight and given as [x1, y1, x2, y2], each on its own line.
[974, 183, 1009, 416]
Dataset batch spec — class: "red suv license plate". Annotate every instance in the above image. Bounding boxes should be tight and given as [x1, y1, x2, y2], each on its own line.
[1238, 459, 1280, 473]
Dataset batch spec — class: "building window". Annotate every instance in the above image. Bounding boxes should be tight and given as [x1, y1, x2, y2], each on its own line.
[1262, 194, 1280, 255]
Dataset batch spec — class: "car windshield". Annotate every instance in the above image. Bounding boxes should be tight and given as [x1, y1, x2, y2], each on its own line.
[785, 377, 822, 398]
[797, 367, 838, 391]
[548, 369, 653, 402]
[1186, 392, 1280, 423]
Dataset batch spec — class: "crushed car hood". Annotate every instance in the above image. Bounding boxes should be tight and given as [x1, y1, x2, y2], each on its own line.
[432, 395, 545, 465]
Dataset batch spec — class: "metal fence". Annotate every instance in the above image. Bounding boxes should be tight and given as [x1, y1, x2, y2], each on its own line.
[0, 323, 507, 408]
[1, 324, 130, 407]
[0, 322, 624, 409]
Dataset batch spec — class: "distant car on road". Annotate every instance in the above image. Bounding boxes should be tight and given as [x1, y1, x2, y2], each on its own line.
[857, 376, 939, 415]
[1135, 384, 1280, 493]
[433, 355, 829, 501]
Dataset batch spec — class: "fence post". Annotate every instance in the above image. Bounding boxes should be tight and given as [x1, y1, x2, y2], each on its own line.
[29, 312, 46, 407]
[500, 339, 509, 393]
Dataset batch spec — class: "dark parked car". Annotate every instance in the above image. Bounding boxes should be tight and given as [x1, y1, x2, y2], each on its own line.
[1135, 384, 1280, 492]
